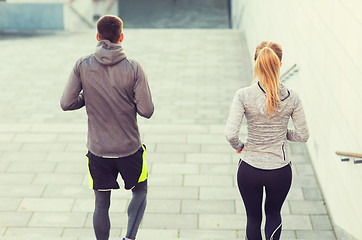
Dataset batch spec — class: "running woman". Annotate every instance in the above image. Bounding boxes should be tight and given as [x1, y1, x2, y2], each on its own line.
[60, 15, 154, 240]
[225, 41, 309, 240]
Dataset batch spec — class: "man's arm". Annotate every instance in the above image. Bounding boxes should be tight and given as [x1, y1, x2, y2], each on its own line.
[133, 62, 154, 118]
[60, 61, 85, 111]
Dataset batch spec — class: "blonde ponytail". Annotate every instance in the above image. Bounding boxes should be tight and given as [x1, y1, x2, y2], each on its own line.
[254, 41, 283, 116]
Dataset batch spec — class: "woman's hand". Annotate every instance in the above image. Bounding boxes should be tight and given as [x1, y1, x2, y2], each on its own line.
[236, 144, 244, 154]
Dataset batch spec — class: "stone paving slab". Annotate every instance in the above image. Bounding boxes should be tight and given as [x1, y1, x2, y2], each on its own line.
[152, 163, 200, 174]
[180, 229, 238, 239]
[4, 228, 64, 238]
[0, 29, 336, 239]
[295, 230, 337, 239]
[0, 213, 32, 227]
[148, 174, 183, 186]
[146, 199, 181, 213]
[303, 187, 323, 200]
[18, 198, 74, 212]
[136, 229, 178, 239]
[146, 152, 185, 163]
[310, 215, 334, 230]
[201, 144, 233, 153]
[0, 199, 21, 212]
[28, 212, 88, 227]
[182, 200, 235, 214]
[142, 214, 198, 229]
[62, 228, 122, 238]
[200, 187, 241, 200]
[200, 163, 238, 174]
[185, 152, 233, 163]
[282, 215, 313, 230]
[7, 161, 56, 173]
[289, 200, 328, 215]
[199, 214, 245, 230]
[147, 186, 199, 200]
[183, 174, 234, 187]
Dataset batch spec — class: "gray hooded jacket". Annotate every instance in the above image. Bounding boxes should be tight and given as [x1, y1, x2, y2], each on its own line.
[225, 82, 309, 169]
[61, 40, 154, 158]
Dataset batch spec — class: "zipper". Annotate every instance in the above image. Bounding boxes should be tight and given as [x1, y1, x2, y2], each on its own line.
[282, 143, 286, 161]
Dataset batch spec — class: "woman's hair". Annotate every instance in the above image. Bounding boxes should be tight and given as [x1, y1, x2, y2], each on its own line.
[97, 15, 123, 43]
[254, 41, 283, 116]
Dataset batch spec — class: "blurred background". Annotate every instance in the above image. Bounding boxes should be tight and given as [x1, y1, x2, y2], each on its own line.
[0, 0, 231, 31]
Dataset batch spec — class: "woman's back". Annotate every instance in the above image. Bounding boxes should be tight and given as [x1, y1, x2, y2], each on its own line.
[225, 40, 309, 170]
[225, 81, 309, 169]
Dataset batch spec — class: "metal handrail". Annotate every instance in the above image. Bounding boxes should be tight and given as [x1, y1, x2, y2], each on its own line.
[336, 151, 362, 158]
[68, 4, 94, 28]
[280, 64, 298, 82]
[336, 151, 362, 164]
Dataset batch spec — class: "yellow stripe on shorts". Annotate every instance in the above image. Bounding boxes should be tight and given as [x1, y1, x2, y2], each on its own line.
[138, 145, 148, 183]
[87, 156, 94, 189]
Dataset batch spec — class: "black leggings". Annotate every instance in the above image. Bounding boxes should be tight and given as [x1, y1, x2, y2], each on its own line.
[93, 180, 147, 240]
[237, 161, 292, 240]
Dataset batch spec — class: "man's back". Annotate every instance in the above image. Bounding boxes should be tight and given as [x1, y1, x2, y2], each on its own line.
[61, 40, 154, 158]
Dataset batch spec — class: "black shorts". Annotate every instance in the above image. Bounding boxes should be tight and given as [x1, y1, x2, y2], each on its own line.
[87, 145, 147, 190]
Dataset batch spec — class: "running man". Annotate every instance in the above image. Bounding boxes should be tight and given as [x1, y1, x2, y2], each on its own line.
[60, 15, 154, 240]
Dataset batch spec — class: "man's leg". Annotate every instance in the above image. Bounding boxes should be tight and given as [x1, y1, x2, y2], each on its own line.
[93, 190, 111, 240]
[125, 180, 147, 240]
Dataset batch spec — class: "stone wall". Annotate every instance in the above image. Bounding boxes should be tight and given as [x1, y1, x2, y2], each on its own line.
[0, 3, 64, 30]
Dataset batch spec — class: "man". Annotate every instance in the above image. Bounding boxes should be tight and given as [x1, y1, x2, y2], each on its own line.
[60, 15, 154, 240]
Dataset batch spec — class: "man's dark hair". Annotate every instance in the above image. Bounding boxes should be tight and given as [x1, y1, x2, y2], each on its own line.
[97, 15, 123, 43]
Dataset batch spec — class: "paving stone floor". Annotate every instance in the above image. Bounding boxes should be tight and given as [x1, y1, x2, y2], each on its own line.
[0, 29, 337, 239]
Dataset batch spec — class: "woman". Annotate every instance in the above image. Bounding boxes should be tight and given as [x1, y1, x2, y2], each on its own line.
[225, 41, 309, 240]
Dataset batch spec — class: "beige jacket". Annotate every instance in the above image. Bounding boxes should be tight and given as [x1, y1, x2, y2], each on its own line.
[225, 82, 309, 170]
[61, 40, 154, 158]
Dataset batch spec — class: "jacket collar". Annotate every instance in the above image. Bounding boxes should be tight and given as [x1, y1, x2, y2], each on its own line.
[257, 81, 290, 101]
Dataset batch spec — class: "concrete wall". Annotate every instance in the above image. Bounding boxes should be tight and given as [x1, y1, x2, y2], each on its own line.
[0, 0, 119, 31]
[231, 0, 362, 239]
[0, 3, 64, 30]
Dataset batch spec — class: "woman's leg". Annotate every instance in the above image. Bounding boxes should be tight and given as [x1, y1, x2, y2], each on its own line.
[93, 190, 111, 240]
[264, 164, 292, 240]
[237, 161, 264, 240]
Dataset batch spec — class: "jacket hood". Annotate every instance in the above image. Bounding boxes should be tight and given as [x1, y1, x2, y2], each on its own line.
[94, 40, 126, 66]
[256, 81, 290, 116]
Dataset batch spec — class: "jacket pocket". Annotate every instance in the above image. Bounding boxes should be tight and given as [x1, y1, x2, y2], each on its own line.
[282, 143, 286, 161]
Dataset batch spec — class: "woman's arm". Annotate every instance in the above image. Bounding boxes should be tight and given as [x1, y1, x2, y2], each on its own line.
[225, 90, 245, 151]
[287, 92, 309, 142]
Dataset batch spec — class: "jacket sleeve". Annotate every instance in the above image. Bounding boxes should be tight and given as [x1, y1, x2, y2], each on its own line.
[287, 92, 309, 142]
[225, 90, 245, 151]
[60, 61, 85, 111]
[133, 62, 154, 118]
